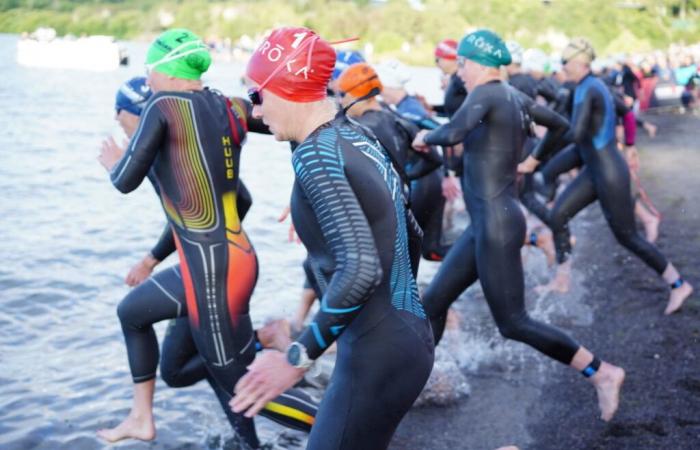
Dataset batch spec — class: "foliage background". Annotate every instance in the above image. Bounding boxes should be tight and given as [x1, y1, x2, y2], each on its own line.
[1, 0, 698, 64]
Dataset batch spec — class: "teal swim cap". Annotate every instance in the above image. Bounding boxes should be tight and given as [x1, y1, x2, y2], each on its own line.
[146, 29, 211, 80]
[458, 29, 512, 68]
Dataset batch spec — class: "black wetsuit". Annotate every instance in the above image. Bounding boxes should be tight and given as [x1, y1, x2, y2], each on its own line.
[109, 90, 316, 447]
[290, 115, 434, 450]
[394, 96, 451, 261]
[421, 80, 580, 364]
[545, 74, 668, 273]
[351, 107, 445, 260]
[511, 88, 570, 224]
[509, 72, 538, 100]
[434, 73, 468, 119]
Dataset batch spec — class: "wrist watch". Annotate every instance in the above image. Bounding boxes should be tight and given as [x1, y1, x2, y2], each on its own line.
[286, 342, 313, 370]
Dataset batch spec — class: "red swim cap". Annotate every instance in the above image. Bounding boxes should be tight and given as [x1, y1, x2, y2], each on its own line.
[246, 27, 335, 103]
[435, 39, 458, 60]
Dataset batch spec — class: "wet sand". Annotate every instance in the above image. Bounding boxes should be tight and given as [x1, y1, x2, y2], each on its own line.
[392, 112, 700, 450]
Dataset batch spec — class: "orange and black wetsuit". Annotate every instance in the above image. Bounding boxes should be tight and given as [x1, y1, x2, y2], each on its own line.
[110, 88, 315, 447]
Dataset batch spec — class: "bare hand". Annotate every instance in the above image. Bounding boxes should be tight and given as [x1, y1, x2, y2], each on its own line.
[99, 136, 126, 172]
[517, 155, 540, 174]
[412, 130, 430, 152]
[442, 174, 462, 201]
[125, 254, 159, 287]
[277, 205, 300, 243]
[230, 351, 305, 418]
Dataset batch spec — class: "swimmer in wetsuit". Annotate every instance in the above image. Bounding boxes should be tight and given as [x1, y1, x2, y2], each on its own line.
[230, 27, 434, 450]
[376, 59, 453, 260]
[413, 29, 625, 423]
[520, 39, 693, 314]
[336, 62, 444, 262]
[96, 31, 316, 447]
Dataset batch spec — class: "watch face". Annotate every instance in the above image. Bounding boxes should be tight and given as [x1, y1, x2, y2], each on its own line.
[287, 344, 301, 366]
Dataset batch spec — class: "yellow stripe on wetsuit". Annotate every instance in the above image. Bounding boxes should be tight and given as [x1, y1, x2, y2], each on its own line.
[264, 401, 315, 426]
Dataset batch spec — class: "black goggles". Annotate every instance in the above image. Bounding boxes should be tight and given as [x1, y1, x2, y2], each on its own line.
[247, 87, 263, 106]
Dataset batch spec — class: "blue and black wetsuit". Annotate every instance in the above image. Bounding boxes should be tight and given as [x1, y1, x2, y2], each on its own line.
[545, 74, 668, 272]
[420, 80, 582, 365]
[290, 115, 434, 450]
[394, 95, 450, 261]
[109, 90, 316, 447]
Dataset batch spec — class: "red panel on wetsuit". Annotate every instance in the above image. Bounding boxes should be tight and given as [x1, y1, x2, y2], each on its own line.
[173, 232, 199, 328]
[226, 241, 257, 327]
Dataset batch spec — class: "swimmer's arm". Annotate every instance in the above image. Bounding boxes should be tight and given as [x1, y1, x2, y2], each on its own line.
[150, 225, 176, 262]
[612, 91, 629, 117]
[571, 90, 594, 144]
[406, 146, 443, 179]
[237, 181, 253, 220]
[423, 87, 489, 147]
[397, 117, 443, 179]
[536, 79, 558, 103]
[111, 101, 167, 193]
[292, 142, 382, 360]
[232, 97, 271, 135]
[529, 104, 571, 161]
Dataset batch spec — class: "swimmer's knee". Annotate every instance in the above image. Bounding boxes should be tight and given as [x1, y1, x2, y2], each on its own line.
[160, 365, 186, 388]
[496, 315, 531, 342]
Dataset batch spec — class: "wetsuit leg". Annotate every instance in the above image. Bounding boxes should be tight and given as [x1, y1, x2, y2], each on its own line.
[410, 170, 449, 261]
[175, 236, 316, 444]
[520, 173, 550, 223]
[593, 165, 668, 273]
[536, 144, 583, 200]
[547, 168, 597, 264]
[306, 314, 433, 450]
[477, 197, 580, 364]
[421, 226, 479, 344]
[160, 317, 207, 387]
[117, 266, 186, 383]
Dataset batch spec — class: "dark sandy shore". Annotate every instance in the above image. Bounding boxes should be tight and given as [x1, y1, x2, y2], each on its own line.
[391, 112, 700, 450]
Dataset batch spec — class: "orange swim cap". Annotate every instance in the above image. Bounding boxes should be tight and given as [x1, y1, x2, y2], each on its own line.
[337, 63, 382, 99]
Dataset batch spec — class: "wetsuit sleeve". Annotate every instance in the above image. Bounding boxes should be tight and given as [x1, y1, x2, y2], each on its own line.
[150, 225, 176, 261]
[529, 103, 571, 161]
[612, 91, 629, 117]
[292, 141, 383, 360]
[230, 97, 271, 135]
[571, 89, 594, 144]
[237, 180, 253, 220]
[111, 99, 167, 193]
[536, 78, 558, 103]
[423, 86, 490, 147]
[396, 116, 443, 179]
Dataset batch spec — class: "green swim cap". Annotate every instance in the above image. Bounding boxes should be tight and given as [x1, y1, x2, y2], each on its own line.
[458, 29, 512, 68]
[146, 29, 211, 80]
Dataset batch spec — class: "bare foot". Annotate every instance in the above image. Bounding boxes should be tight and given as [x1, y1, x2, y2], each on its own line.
[97, 412, 155, 443]
[591, 363, 625, 422]
[664, 282, 694, 315]
[536, 265, 571, 294]
[642, 214, 660, 243]
[535, 229, 556, 267]
[257, 319, 292, 352]
[644, 122, 658, 138]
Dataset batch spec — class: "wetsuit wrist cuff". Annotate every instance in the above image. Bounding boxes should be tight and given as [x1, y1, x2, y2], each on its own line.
[581, 356, 601, 378]
[254, 331, 263, 352]
[670, 278, 684, 290]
